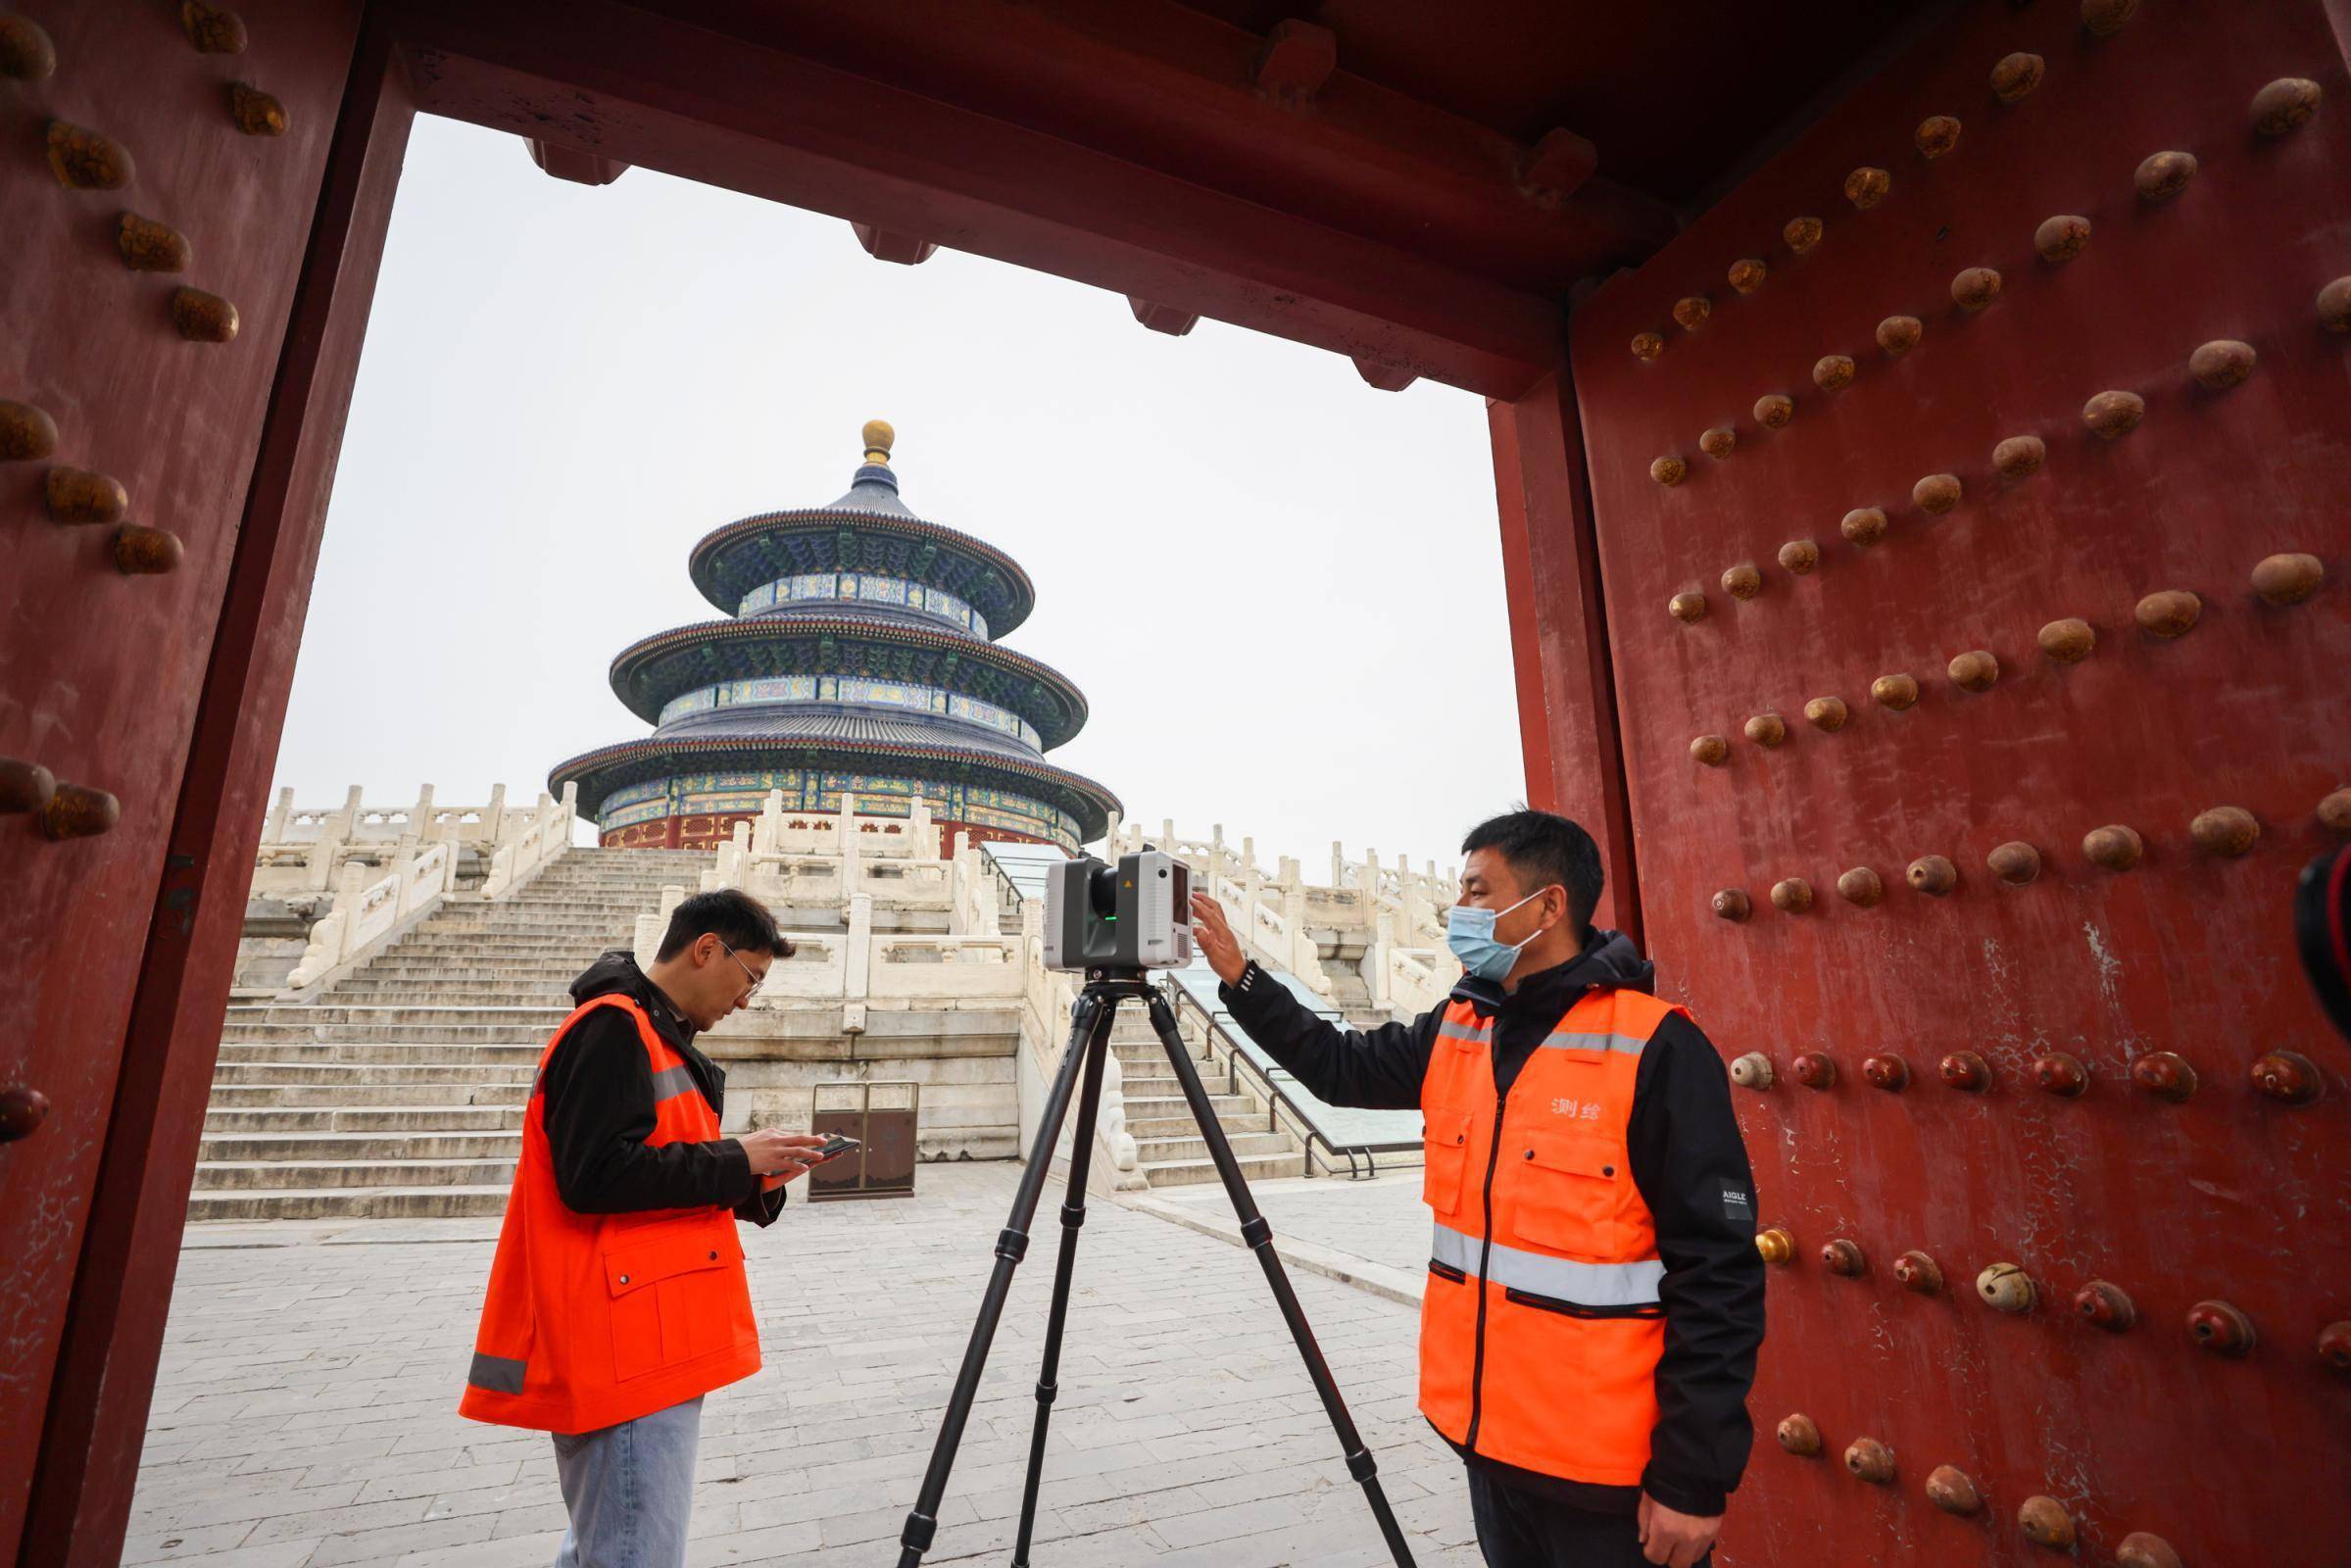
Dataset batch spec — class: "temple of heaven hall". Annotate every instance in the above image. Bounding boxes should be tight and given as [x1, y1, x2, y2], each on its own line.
[551, 421, 1120, 853]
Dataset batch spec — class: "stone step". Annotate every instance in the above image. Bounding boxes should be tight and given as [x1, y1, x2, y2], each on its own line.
[372, 936, 603, 949]
[1132, 1130, 1297, 1164]
[1116, 1077, 1191, 1103]
[363, 948, 605, 962]
[191, 1155, 515, 1190]
[398, 935, 636, 951]
[1117, 1067, 1232, 1097]
[325, 990, 575, 1006]
[367, 944, 605, 959]
[491, 895, 673, 905]
[1125, 1112, 1272, 1140]
[229, 1004, 572, 1027]
[355, 965, 592, 983]
[370, 955, 620, 971]
[204, 1104, 526, 1134]
[214, 1041, 543, 1066]
[391, 922, 630, 937]
[200, 1130, 519, 1162]
[211, 1061, 532, 1086]
[396, 922, 639, 934]
[382, 941, 625, 957]
[206, 1082, 531, 1107]
[560, 851, 709, 858]
[1120, 1094, 1256, 1124]
[354, 973, 598, 990]
[1139, 1151, 1308, 1188]
[488, 893, 676, 903]
[1110, 1043, 1208, 1070]
[220, 1022, 555, 1045]
[186, 1185, 513, 1221]
[451, 889, 674, 902]
[523, 870, 702, 881]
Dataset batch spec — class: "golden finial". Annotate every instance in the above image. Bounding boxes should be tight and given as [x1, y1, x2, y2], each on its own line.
[861, 418, 895, 466]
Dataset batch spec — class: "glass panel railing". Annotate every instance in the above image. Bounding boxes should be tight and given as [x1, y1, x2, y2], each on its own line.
[978, 839, 1062, 904]
[1161, 972, 1423, 1176]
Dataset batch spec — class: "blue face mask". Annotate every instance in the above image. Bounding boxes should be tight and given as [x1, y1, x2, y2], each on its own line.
[1445, 886, 1559, 981]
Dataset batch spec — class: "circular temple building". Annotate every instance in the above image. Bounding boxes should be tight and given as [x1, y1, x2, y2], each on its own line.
[552, 421, 1120, 852]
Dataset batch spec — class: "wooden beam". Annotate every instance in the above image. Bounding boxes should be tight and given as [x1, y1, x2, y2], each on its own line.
[851, 221, 938, 265]
[528, 137, 628, 184]
[388, 0, 1662, 397]
[1517, 128, 1600, 204]
[1128, 297, 1200, 335]
[1253, 19, 1337, 103]
[620, 0, 1673, 289]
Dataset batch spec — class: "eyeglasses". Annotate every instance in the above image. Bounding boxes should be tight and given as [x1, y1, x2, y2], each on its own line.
[717, 940, 767, 998]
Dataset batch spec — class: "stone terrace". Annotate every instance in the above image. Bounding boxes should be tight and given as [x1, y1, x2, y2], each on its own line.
[131, 1164, 1481, 1567]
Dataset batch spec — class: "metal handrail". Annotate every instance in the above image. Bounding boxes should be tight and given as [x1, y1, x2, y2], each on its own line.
[1160, 979, 1419, 1180]
[977, 848, 1028, 912]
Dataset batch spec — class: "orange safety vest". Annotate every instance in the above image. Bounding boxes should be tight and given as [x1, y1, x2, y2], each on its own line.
[1418, 986, 1686, 1485]
[459, 994, 761, 1434]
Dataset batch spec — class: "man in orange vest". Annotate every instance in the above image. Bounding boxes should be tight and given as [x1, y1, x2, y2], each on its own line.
[1190, 810, 1763, 1568]
[460, 889, 829, 1568]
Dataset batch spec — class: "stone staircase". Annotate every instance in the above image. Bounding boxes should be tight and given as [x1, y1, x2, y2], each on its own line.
[1112, 1010, 1306, 1188]
[191, 848, 710, 1220]
[1312, 927, 1401, 1029]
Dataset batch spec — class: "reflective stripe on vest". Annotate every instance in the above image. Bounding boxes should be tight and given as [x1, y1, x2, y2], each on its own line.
[1417, 984, 1690, 1487]
[458, 994, 760, 1434]
[1543, 1030, 1649, 1056]
[648, 1063, 699, 1102]
[1431, 1220, 1666, 1308]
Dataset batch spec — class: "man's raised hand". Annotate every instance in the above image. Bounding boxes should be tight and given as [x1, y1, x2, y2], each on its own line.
[1188, 892, 1246, 985]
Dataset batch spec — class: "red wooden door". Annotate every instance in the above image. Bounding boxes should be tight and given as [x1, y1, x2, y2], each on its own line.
[1567, 3, 2349, 1564]
[0, 3, 362, 1557]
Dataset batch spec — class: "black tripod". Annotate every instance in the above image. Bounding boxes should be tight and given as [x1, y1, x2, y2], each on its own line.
[895, 969, 1418, 1567]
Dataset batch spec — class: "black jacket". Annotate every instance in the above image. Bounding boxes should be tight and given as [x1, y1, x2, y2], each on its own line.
[1217, 931, 1763, 1518]
[537, 951, 785, 1227]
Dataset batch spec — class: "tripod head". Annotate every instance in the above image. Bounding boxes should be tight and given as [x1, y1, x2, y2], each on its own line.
[1076, 966, 1160, 1001]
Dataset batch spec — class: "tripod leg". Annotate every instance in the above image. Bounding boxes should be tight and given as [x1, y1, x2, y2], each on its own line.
[1143, 991, 1421, 1567]
[895, 992, 1110, 1568]
[1010, 996, 1116, 1566]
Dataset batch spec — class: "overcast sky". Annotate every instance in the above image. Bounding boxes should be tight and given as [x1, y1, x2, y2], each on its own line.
[271, 115, 1525, 876]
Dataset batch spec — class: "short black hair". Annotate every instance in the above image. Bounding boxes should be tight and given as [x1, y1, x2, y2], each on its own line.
[1460, 809, 1604, 936]
[656, 889, 790, 961]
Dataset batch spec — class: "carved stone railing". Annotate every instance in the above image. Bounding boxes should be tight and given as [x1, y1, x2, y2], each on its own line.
[1381, 939, 1451, 1018]
[284, 838, 457, 993]
[477, 786, 578, 901]
[252, 781, 538, 895]
[1216, 870, 1335, 997]
[749, 789, 940, 860]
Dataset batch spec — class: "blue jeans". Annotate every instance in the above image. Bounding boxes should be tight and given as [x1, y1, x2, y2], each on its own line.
[552, 1396, 705, 1568]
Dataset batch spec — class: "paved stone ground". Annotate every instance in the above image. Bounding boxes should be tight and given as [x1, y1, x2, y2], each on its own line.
[1139, 1174, 1429, 1308]
[131, 1164, 1478, 1567]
